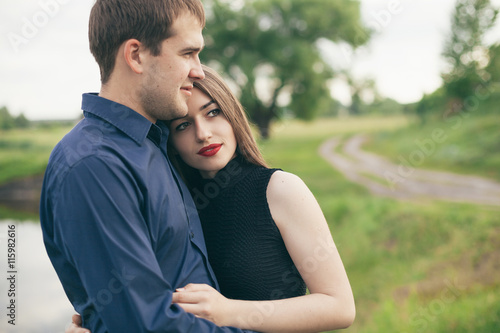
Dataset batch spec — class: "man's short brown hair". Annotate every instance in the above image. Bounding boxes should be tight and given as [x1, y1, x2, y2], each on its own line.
[89, 0, 205, 84]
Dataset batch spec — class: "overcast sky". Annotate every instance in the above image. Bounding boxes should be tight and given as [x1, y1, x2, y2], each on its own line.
[1, 0, 499, 120]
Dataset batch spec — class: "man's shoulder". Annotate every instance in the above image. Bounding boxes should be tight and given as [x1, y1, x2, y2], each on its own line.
[43, 123, 136, 197]
[51, 119, 102, 162]
[47, 116, 130, 174]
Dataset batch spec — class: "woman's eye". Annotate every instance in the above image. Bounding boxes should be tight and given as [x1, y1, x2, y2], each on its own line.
[175, 122, 190, 131]
[207, 109, 221, 117]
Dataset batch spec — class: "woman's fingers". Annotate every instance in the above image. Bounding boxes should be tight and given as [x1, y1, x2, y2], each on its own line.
[172, 285, 232, 326]
[172, 289, 209, 304]
[174, 302, 202, 314]
[172, 283, 216, 304]
[179, 283, 213, 292]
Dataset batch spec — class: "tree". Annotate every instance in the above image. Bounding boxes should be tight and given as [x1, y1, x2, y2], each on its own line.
[0, 107, 31, 130]
[367, 97, 405, 116]
[201, 0, 370, 138]
[441, 0, 498, 110]
[14, 113, 30, 128]
[0, 106, 15, 130]
[486, 43, 500, 83]
[415, 88, 445, 125]
[340, 72, 377, 116]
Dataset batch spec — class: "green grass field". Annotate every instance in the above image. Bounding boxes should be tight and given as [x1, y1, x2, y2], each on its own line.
[1, 113, 499, 332]
[363, 113, 500, 181]
[0, 125, 74, 184]
[259, 115, 500, 332]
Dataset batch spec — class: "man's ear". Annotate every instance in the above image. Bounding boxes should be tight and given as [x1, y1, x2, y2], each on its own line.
[123, 39, 145, 74]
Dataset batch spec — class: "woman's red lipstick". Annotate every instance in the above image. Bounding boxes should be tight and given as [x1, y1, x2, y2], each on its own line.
[197, 144, 222, 157]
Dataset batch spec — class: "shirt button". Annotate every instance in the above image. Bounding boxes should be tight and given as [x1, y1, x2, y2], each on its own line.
[190, 232, 194, 238]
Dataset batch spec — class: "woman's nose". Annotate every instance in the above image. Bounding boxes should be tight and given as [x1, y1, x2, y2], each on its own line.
[195, 120, 211, 142]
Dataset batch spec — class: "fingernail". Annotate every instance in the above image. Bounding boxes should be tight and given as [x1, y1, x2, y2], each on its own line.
[176, 288, 185, 292]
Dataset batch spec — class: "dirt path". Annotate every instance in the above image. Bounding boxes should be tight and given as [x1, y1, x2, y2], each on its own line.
[319, 134, 500, 206]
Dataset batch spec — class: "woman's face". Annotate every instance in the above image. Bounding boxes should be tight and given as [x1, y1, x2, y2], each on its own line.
[169, 87, 238, 178]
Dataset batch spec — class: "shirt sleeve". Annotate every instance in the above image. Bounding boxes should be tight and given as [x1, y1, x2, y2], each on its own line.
[52, 155, 253, 333]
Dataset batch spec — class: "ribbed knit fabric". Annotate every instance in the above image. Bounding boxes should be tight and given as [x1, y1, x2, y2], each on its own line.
[192, 156, 306, 301]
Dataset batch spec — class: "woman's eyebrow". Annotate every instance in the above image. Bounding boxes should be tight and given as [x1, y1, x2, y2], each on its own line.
[200, 100, 215, 111]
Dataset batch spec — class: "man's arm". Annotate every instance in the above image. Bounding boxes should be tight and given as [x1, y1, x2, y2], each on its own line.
[51, 156, 251, 332]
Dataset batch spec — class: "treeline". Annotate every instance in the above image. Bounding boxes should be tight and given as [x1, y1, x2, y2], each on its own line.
[343, 0, 500, 122]
[0, 106, 30, 130]
[415, 0, 500, 124]
[199, 0, 499, 137]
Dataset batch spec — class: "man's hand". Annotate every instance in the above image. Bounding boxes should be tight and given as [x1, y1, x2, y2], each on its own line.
[172, 283, 235, 327]
[66, 314, 90, 333]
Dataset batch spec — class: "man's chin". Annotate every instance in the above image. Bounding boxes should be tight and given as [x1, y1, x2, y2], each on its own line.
[154, 105, 188, 122]
[172, 103, 189, 119]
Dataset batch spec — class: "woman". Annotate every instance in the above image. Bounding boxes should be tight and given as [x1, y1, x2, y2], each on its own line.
[68, 65, 355, 332]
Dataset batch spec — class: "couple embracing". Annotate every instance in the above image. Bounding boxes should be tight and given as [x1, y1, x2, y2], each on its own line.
[40, 1, 355, 332]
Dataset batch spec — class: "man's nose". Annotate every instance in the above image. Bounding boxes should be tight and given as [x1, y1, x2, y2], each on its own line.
[190, 56, 205, 81]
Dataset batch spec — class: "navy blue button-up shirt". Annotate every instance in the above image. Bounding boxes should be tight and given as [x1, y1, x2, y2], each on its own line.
[40, 93, 250, 332]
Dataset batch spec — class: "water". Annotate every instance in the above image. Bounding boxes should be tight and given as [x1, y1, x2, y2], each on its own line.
[0, 221, 75, 333]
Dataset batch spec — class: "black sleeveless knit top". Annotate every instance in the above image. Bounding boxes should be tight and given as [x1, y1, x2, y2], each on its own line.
[191, 157, 307, 301]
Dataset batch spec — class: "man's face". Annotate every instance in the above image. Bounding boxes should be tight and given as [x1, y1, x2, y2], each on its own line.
[140, 13, 205, 122]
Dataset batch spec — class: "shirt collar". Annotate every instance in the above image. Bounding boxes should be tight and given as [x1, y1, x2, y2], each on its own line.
[81, 93, 170, 146]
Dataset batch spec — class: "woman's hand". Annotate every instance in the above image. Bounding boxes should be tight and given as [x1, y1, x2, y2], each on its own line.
[172, 283, 234, 327]
[66, 314, 90, 333]
[65, 286, 233, 331]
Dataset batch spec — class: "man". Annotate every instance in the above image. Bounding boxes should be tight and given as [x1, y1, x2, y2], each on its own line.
[40, 1, 252, 332]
